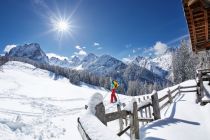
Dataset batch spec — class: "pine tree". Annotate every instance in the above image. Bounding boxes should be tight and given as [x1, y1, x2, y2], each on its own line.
[172, 40, 199, 84]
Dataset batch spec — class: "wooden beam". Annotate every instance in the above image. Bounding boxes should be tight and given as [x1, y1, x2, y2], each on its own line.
[95, 102, 107, 125]
[105, 110, 129, 122]
[77, 117, 91, 140]
[158, 94, 169, 102]
[117, 104, 123, 132]
[180, 85, 197, 89]
[170, 87, 179, 94]
[160, 100, 171, 110]
[133, 102, 139, 139]
[180, 90, 197, 92]
[203, 6, 209, 41]
[151, 92, 161, 120]
[188, 6, 198, 50]
[117, 126, 130, 136]
[137, 103, 151, 111]
[138, 118, 154, 122]
[196, 41, 210, 50]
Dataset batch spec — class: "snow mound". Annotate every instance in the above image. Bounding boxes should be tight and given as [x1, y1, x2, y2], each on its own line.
[80, 114, 121, 140]
[88, 93, 103, 114]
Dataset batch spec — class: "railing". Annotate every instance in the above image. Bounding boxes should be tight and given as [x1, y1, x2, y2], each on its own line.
[77, 118, 91, 140]
[77, 85, 197, 140]
[196, 69, 210, 105]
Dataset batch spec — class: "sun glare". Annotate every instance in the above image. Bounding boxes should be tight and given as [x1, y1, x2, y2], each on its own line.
[55, 20, 70, 32]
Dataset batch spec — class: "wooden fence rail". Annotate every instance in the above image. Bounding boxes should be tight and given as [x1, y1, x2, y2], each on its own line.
[196, 69, 210, 104]
[78, 85, 197, 140]
[77, 117, 91, 140]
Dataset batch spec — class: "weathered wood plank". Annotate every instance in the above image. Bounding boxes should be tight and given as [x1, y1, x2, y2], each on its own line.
[133, 102, 139, 139]
[77, 117, 91, 140]
[170, 87, 179, 94]
[180, 85, 197, 89]
[138, 118, 154, 122]
[201, 99, 210, 104]
[117, 104, 123, 132]
[158, 94, 169, 102]
[130, 113, 135, 140]
[140, 108, 144, 126]
[151, 91, 161, 120]
[168, 90, 173, 104]
[147, 96, 152, 118]
[95, 102, 107, 125]
[117, 126, 130, 136]
[143, 97, 148, 122]
[160, 100, 171, 110]
[201, 77, 210, 81]
[180, 90, 197, 93]
[138, 103, 151, 111]
[105, 110, 129, 122]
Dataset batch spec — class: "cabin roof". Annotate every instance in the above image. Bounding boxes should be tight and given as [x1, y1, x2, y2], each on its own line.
[183, 0, 210, 52]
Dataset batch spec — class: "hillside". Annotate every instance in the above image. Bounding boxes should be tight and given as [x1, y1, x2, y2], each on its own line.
[141, 80, 210, 140]
[3, 43, 169, 92]
[0, 61, 210, 140]
[0, 61, 111, 140]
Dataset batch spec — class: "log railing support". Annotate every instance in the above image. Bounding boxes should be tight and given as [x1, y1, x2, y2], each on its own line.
[117, 104, 123, 132]
[95, 102, 107, 125]
[168, 89, 172, 104]
[133, 101, 139, 139]
[151, 91, 161, 120]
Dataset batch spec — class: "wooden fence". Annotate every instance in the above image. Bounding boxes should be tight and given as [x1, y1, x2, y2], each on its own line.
[196, 69, 210, 105]
[78, 85, 197, 140]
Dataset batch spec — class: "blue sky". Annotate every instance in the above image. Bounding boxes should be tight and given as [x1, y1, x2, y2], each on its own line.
[0, 0, 189, 59]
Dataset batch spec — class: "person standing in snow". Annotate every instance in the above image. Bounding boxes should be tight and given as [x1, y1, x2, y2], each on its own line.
[110, 80, 119, 103]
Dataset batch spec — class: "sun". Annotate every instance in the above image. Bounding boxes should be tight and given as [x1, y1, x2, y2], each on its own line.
[54, 19, 70, 33]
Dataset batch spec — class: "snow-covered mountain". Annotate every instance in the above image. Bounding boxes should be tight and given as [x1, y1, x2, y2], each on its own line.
[4, 43, 172, 83]
[47, 53, 126, 75]
[124, 48, 174, 79]
[48, 56, 71, 67]
[80, 53, 98, 68]
[47, 53, 72, 67]
[86, 54, 127, 75]
[5, 43, 49, 63]
[70, 56, 81, 67]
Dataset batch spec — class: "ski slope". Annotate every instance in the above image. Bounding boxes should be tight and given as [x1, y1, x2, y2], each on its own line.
[1, 61, 210, 140]
[0, 61, 112, 140]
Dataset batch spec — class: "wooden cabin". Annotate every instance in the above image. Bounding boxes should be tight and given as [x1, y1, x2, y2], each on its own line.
[183, 0, 210, 52]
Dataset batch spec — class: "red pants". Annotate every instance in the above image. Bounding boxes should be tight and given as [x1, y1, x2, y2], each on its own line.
[111, 89, 117, 103]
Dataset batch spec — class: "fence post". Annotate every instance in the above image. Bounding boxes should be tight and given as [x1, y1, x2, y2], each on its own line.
[133, 101, 139, 139]
[117, 104, 123, 132]
[147, 96, 152, 118]
[151, 91, 161, 120]
[199, 72, 204, 98]
[129, 112, 135, 140]
[168, 89, 172, 104]
[95, 102, 107, 126]
[178, 85, 181, 95]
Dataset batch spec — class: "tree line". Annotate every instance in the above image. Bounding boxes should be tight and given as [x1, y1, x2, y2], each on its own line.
[0, 56, 167, 96]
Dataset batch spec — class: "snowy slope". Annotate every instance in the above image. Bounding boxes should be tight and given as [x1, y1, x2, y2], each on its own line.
[141, 80, 210, 140]
[1, 61, 209, 140]
[0, 61, 112, 140]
